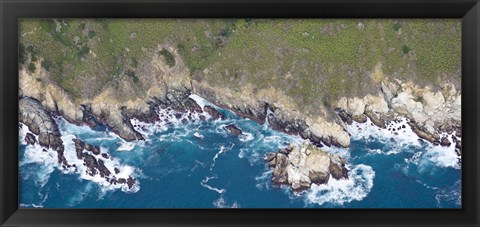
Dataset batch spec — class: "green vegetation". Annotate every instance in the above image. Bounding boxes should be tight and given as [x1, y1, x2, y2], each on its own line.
[28, 63, 36, 73]
[19, 44, 26, 64]
[126, 69, 139, 83]
[159, 49, 175, 67]
[393, 22, 401, 32]
[402, 45, 411, 55]
[41, 59, 53, 70]
[88, 30, 96, 39]
[19, 19, 461, 113]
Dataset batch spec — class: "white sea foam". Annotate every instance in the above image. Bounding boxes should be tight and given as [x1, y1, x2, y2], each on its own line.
[117, 141, 136, 152]
[20, 118, 140, 193]
[131, 107, 206, 139]
[61, 132, 140, 193]
[213, 196, 240, 208]
[19, 130, 58, 188]
[346, 117, 421, 147]
[19, 123, 30, 145]
[193, 132, 204, 139]
[211, 144, 234, 170]
[255, 169, 273, 190]
[239, 132, 255, 142]
[365, 148, 399, 156]
[20, 203, 44, 208]
[304, 164, 375, 206]
[201, 176, 226, 194]
[421, 145, 460, 169]
[189, 93, 212, 110]
[348, 117, 460, 169]
[435, 180, 461, 207]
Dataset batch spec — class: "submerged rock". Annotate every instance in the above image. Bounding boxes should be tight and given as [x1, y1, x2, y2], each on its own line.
[266, 140, 348, 192]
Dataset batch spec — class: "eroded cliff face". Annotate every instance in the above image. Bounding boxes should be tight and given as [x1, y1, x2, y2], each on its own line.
[335, 77, 461, 146]
[20, 45, 350, 148]
[19, 97, 138, 190]
[19, 42, 461, 152]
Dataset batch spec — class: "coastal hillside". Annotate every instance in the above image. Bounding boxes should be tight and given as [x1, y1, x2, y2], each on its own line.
[19, 19, 461, 149]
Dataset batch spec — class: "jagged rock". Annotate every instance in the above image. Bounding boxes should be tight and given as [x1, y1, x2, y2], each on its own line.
[83, 153, 99, 176]
[440, 137, 451, 147]
[73, 138, 85, 159]
[320, 136, 331, 147]
[352, 114, 367, 123]
[127, 177, 135, 189]
[184, 98, 203, 113]
[329, 161, 348, 180]
[272, 153, 289, 185]
[25, 133, 37, 145]
[224, 124, 242, 136]
[456, 141, 462, 149]
[336, 109, 353, 125]
[364, 109, 386, 128]
[309, 170, 330, 184]
[204, 105, 225, 120]
[407, 121, 440, 144]
[19, 97, 67, 165]
[265, 152, 277, 167]
[97, 159, 111, 178]
[267, 140, 348, 192]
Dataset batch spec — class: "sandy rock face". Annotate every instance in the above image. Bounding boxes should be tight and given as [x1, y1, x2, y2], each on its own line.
[266, 140, 348, 192]
[336, 79, 461, 144]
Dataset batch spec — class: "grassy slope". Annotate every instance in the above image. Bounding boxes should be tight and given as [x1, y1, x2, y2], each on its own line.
[19, 19, 461, 114]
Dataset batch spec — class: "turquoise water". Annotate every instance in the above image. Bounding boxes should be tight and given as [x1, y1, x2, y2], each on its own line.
[19, 99, 461, 208]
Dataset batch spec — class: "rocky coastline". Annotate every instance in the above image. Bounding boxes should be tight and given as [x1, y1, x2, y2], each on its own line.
[335, 78, 462, 157]
[19, 97, 138, 190]
[19, 44, 461, 193]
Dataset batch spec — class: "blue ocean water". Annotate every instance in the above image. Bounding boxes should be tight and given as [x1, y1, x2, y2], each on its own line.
[19, 98, 461, 208]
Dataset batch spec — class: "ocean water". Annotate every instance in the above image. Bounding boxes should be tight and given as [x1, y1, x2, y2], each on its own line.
[19, 95, 461, 208]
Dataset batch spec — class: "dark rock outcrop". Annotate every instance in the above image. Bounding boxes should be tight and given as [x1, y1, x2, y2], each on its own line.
[309, 170, 330, 185]
[352, 114, 368, 123]
[271, 153, 289, 185]
[364, 109, 386, 128]
[224, 124, 242, 136]
[19, 97, 68, 167]
[440, 137, 452, 147]
[407, 121, 440, 144]
[336, 109, 353, 125]
[203, 105, 225, 120]
[265, 152, 277, 168]
[25, 133, 37, 145]
[72, 138, 136, 189]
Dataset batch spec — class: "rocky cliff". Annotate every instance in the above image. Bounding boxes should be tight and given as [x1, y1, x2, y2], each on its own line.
[335, 77, 461, 151]
[20, 44, 353, 150]
[19, 97, 138, 190]
[20, 43, 461, 154]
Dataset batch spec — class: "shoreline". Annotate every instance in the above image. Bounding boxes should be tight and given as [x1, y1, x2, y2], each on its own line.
[19, 89, 462, 194]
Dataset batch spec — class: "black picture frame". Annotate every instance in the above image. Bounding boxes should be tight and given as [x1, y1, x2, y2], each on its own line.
[1, 0, 479, 226]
